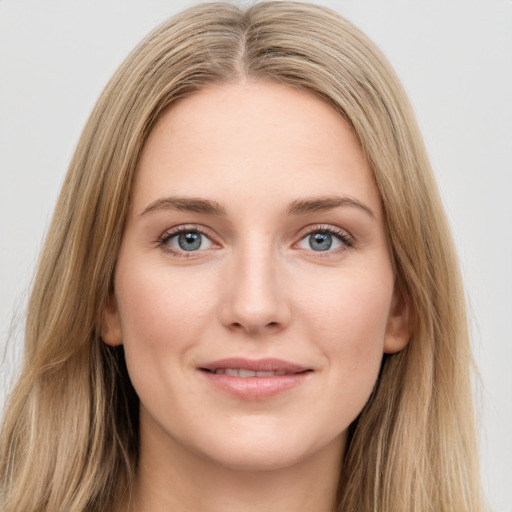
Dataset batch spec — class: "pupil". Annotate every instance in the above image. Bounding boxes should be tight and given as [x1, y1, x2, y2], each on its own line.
[178, 232, 201, 251]
[310, 232, 332, 251]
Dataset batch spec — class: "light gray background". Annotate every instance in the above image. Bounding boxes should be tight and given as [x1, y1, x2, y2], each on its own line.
[1, 0, 511, 509]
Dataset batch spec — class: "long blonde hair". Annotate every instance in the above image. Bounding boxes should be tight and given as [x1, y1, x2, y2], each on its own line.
[0, 2, 482, 510]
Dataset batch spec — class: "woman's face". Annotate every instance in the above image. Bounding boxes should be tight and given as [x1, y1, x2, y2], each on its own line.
[105, 81, 409, 471]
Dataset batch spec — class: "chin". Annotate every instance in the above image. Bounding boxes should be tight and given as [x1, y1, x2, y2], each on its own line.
[202, 445, 312, 472]
[189, 425, 346, 473]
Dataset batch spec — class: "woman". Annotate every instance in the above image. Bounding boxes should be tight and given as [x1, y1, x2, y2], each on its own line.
[0, 2, 483, 511]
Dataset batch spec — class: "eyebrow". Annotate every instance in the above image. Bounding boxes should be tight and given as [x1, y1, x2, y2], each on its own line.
[140, 195, 374, 218]
[285, 196, 374, 218]
[141, 197, 227, 216]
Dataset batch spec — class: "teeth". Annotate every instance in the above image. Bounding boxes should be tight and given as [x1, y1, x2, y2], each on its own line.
[213, 369, 287, 377]
[239, 369, 256, 378]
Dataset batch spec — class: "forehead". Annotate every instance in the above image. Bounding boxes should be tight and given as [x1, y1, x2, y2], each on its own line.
[133, 80, 382, 218]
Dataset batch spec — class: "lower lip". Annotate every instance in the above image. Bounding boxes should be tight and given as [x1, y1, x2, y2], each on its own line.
[199, 370, 311, 400]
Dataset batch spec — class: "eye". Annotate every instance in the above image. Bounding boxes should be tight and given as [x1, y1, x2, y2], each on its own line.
[159, 227, 214, 255]
[296, 227, 352, 252]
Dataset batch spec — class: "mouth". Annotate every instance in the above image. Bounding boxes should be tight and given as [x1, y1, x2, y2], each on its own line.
[199, 357, 312, 375]
[203, 368, 293, 377]
[198, 358, 313, 400]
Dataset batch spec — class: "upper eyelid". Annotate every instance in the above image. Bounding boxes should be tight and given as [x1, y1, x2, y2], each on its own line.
[161, 224, 212, 239]
[301, 224, 349, 235]
[298, 224, 352, 243]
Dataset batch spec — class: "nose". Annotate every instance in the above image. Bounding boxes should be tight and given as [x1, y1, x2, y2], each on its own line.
[218, 244, 291, 336]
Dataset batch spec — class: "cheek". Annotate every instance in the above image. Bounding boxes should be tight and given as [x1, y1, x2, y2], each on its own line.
[300, 268, 393, 401]
[117, 253, 216, 331]
[114, 259, 215, 389]
[302, 265, 392, 340]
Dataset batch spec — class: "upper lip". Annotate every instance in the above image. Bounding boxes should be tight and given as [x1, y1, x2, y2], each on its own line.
[199, 358, 311, 374]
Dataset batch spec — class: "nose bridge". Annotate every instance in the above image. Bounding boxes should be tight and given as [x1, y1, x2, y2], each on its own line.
[219, 237, 290, 335]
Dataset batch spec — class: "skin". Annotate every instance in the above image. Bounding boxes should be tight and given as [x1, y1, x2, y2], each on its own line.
[104, 80, 411, 512]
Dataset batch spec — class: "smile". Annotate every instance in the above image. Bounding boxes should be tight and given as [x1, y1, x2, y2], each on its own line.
[198, 358, 313, 400]
[205, 369, 290, 377]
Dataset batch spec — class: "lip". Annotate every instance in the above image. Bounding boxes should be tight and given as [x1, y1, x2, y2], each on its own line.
[198, 358, 312, 400]
[200, 358, 309, 373]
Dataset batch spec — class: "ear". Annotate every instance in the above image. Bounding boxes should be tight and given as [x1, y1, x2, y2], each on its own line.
[383, 285, 413, 354]
[101, 294, 123, 347]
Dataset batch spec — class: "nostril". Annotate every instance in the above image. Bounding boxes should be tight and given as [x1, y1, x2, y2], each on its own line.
[229, 320, 281, 334]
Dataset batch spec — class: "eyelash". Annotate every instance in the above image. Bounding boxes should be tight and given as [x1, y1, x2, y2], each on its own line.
[298, 225, 353, 257]
[157, 225, 213, 258]
[156, 224, 353, 258]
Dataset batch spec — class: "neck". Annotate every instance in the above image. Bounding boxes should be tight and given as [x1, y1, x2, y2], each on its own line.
[122, 417, 344, 512]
